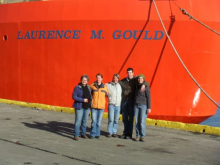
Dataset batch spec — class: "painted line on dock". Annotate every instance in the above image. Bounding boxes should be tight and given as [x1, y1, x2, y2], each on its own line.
[1, 98, 219, 136]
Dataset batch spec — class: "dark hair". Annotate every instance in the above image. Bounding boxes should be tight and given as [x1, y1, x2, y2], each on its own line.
[112, 73, 120, 81]
[81, 74, 89, 81]
[127, 68, 133, 73]
[96, 73, 103, 78]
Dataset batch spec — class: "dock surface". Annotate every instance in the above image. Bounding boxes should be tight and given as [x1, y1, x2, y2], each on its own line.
[0, 103, 220, 165]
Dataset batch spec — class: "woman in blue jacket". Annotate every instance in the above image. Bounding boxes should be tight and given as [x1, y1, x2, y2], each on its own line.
[72, 74, 92, 140]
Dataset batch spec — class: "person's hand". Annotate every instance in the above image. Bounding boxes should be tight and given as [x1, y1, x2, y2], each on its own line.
[84, 99, 88, 103]
[141, 85, 145, 92]
[147, 109, 151, 114]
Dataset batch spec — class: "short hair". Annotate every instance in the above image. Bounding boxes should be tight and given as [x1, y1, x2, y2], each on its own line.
[81, 74, 89, 81]
[127, 68, 133, 72]
[96, 73, 103, 78]
[112, 73, 120, 81]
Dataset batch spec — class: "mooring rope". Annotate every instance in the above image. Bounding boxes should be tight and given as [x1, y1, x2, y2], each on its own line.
[152, 0, 220, 108]
[171, 0, 220, 36]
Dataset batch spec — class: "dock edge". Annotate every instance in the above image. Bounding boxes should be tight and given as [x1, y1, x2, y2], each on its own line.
[1, 98, 219, 136]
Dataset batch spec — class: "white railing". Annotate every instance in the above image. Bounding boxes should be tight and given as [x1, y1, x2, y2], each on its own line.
[0, 0, 46, 4]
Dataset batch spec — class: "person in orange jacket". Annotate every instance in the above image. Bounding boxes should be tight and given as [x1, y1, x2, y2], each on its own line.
[89, 73, 109, 139]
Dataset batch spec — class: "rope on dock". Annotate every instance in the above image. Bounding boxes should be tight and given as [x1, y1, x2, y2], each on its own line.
[152, 0, 220, 108]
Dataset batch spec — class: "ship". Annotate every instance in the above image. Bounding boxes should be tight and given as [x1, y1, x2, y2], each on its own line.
[0, 0, 220, 124]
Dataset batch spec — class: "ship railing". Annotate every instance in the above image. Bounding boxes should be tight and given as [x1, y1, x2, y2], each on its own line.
[0, 0, 46, 4]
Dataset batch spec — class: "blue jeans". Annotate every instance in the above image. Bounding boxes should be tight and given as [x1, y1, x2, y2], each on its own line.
[108, 105, 120, 135]
[90, 109, 104, 137]
[121, 99, 134, 136]
[134, 104, 148, 138]
[74, 108, 90, 137]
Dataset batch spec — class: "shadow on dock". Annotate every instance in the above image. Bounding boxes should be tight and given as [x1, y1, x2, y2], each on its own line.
[22, 121, 108, 139]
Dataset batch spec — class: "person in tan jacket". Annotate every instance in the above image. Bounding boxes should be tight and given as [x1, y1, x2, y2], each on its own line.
[89, 73, 109, 139]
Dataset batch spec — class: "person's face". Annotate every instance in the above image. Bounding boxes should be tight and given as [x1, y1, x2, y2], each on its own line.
[81, 77, 88, 86]
[113, 76, 119, 83]
[96, 75, 103, 84]
[127, 70, 134, 79]
[138, 77, 144, 84]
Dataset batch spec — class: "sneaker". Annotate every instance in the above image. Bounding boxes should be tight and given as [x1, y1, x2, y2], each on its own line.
[134, 137, 140, 141]
[106, 134, 111, 138]
[126, 135, 132, 139]
[140, 137, 145, 142]
[74, 136, 79, 141]
[112, 134, 118, 138]
[81, 135, 88, 139]
[121, 134, 126, 139]
[125, 134, 132, 139]
[95, 136, 100, 139]
[89, 136, 94, 139]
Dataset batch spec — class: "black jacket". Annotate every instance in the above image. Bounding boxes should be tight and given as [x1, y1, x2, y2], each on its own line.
[120, 77, 137, 100]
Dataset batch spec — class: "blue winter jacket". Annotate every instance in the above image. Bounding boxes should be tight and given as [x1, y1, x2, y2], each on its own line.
[72, 84, 92, 110]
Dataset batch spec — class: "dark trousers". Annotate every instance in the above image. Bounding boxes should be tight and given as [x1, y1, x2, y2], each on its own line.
[121, 99, 134, 136]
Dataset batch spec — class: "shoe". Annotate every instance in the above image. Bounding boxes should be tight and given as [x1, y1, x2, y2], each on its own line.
[125, 135, 131, 139]
[121, 134, 126, 139]
[125, 134, 132, 139]
[81, 135, 88, 139]
[89, 136, 94, 139]
[74, 136, 79, 141]
[140, 138, 145, 142]
[106, 134, 111, 138]
[112, 134, 118, 138]
[134, 137, 140, 141]
[95, 136, 100, 139]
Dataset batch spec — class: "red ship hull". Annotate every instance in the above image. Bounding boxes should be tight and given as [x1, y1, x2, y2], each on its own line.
[1, 0, 220, 123]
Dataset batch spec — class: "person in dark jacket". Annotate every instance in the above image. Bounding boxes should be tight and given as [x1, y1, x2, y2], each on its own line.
[134, 74, 151, 142]
[72, 74, 92, 141]
[119, 68, 136, 139]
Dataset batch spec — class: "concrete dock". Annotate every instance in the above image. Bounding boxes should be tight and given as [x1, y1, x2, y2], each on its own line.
[0, 103, 220, 165]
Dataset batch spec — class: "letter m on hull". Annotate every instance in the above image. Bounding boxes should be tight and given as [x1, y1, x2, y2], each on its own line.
[90, 30, 103, 39]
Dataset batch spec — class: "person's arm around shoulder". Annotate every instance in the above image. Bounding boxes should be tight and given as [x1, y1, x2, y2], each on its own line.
[143, 81, 149, 87]
[140, 81, 149, 92]
[145, 84, 151, 114]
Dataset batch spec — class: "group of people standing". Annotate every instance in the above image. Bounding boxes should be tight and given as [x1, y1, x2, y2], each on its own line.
[72, 68, 151, 142]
